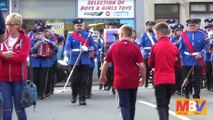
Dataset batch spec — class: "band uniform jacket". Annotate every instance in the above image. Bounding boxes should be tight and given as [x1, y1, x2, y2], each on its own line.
[139, 31, 157, 59]
[64, 31, 95, 66]
[179, 31, 207, 66]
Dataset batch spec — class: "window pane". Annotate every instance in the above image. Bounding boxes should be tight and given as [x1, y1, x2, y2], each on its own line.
[155, 4, 179, 18]
[191, 4, 206, 11]
[210, 4, 213, 11]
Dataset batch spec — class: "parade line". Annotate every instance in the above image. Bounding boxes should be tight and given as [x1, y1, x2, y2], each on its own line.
[138, 100, 191, 120]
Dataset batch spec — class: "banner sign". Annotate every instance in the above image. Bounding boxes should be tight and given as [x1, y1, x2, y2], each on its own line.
[78, 0, 134, 18]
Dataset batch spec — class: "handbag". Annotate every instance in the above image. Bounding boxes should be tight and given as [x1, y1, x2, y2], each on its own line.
[20, 81, 37, 108]
[19, 38, 37, 109]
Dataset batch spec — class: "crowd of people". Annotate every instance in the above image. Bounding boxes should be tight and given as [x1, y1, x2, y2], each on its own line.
[0, 9, 213, 120]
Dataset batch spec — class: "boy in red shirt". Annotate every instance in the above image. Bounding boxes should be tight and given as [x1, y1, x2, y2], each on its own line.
[99, 25, 146, 120]
[148, 22, 181, 120]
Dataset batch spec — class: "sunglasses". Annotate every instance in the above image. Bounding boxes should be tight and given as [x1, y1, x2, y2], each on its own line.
[6, 24, 19, 26]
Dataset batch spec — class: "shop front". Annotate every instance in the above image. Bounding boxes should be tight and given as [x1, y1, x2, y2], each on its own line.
[16, 0, 137, 37]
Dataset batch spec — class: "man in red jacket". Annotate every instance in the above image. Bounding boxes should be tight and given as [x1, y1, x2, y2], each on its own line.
[99, 25, 146, 120]
[148, 22, 181, 120]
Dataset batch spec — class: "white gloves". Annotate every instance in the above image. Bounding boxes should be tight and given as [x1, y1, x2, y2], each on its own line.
[63, 57, 69, 64]
[81, 45, 89, 52]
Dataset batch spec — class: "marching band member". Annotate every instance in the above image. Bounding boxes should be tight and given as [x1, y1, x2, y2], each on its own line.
[195, 18, 205, 33]
[31, 27, 56, 100]
[204, 18, 213, 25]
[96, 29, 104, 90]
[42, 25, 58, 97]
[179, 18, 207, 99]
[205, 24, 213, 91]
[139, 20, 157, 87]
[63, 18, 95, 105]
[170, 24, 184, 95]
[103, 22, 119, 93]
[166, 19, 176, 37]
[132, 30, 140, 44]
[28, 20, 46, 39]
[86, 45, 97, 98]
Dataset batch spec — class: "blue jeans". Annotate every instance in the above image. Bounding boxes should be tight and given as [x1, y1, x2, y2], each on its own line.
[0, 81, 27, 120]
[117, 88, 138, 120]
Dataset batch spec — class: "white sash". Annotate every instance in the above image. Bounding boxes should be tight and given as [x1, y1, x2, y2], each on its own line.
[146, 32, 155, 45]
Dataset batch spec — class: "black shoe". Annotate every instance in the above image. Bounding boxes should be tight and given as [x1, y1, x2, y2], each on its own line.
[104, 86, 111, 91]
[45, 93, 51, 97]
[193, 95, 200, 99]
[85, 95, 91, 99]
[79, 100, 87, 105]
[185, 94, 190, 99]
[39, 96, 45, 100]
[71, 97, 77, 103]
[99, 85, 103, 90]
[175, 91, 181, 95]
[112, 89, 115, 95]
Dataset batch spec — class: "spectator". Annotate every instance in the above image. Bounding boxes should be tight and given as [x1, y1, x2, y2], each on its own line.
[99, 25, 146, 120]
[0, 13, 30, 120]
[148, 22, 181, 120]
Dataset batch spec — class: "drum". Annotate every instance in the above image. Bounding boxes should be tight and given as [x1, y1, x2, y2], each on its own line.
[103, 29, 118, 56]
[37, 42, 51, 57]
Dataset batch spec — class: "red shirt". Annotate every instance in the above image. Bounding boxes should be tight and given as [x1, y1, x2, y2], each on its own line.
[105, 40, 144, 89]
[148, 37, 181, 86]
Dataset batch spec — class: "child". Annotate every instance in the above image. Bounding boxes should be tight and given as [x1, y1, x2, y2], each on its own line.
[148, 22, 181, 120]
[99, 25, 146, 120]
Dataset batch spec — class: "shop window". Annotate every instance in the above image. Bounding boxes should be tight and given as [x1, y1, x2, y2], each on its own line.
[155, 4, 179, 23]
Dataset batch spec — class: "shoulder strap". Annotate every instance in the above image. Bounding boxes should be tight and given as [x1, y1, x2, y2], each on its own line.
[182, 32, 194, 52]
[146, 32, 155, 45]
[72, 32, 89, 47]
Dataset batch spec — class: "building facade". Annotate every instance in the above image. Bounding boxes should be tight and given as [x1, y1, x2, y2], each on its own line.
[1, 0, 213, 37]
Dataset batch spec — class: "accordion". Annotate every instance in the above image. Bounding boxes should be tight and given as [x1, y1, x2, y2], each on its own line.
[37, 42, 51, 57]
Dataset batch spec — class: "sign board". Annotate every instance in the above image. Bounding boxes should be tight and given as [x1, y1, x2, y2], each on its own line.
[46, 21, 65, 36]
[78, 0, 134, 18]
[0, 0, 8, 11]
[176, 98, 207, 116]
